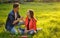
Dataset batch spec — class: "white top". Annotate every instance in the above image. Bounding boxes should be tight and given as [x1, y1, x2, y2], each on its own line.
[15, 13, 17, 20]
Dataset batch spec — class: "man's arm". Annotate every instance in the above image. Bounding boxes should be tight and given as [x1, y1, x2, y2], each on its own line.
[9, 14, 19, 25]
[13, 18, 20, 24]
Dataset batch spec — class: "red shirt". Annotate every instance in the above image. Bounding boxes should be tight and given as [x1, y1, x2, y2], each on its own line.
[25, 17, 37, 31]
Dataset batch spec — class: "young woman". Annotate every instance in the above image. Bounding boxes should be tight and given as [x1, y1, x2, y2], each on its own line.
[25, 9, 37, 35]
[18, 9, 37, 35]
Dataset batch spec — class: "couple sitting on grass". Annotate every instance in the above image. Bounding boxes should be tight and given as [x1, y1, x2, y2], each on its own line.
[5, 3, 37, 35]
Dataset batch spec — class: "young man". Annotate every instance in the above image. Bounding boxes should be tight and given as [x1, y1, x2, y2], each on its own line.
[5, 3, 24, 34]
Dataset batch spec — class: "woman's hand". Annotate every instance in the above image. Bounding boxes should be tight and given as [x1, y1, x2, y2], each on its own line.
[34, 31, 36, 33]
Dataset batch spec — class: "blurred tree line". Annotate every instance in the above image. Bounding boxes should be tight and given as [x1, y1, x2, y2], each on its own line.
[0, 0, 60, 3]
[34, 0, 60, 2]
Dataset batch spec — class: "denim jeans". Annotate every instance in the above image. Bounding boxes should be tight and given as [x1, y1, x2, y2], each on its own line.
[18, 28, 35, 35]
[10, 21, 24, 35]
[28, 30, 35, 35]
[10, 27, 18, 35]
[10, 21, 35, 35]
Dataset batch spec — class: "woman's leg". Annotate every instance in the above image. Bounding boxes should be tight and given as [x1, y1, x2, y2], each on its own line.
[18, 28, 25, 35]
[28, 30, 35, 35]
[27, 30, 35, 38]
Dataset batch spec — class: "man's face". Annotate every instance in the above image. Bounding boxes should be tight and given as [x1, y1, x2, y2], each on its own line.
[15, 6, 19, 12]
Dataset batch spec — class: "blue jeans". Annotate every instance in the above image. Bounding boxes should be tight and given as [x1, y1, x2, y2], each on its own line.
[18, 28, 35, 35]
[10, 21, 24, 35]
[10, 27, 18, 34]
[10, 21, 35, 35]
[10, 28, 35, 35]
[28, 30, 35, 35]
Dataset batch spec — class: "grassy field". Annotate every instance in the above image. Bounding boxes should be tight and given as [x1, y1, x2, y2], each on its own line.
[0, 2, 60, 38]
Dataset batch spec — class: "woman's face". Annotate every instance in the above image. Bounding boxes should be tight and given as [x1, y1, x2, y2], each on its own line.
[27, 11, 30, 17]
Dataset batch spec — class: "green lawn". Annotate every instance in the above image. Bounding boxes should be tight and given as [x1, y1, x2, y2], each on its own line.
[0, 2, 60, 38]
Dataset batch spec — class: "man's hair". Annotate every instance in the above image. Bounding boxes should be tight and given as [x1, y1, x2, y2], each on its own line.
[13, 3, 19, 8]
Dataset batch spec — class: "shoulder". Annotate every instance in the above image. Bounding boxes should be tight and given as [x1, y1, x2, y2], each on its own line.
[25, 16, 28, 19]
[9, 10, 14, 16]
[33, 18, 37, 22]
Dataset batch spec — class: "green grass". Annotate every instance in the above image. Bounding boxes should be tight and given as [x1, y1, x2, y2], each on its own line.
[0, 2, 60, 38]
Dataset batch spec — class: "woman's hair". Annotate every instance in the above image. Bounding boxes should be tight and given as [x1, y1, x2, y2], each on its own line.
[29, 10, 34, 18]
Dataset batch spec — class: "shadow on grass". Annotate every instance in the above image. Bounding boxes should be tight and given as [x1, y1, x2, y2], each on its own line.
[0, 31, 34, 38]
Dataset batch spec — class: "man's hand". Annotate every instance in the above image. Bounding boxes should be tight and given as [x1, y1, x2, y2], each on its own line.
[20, 16, 24, 20]
[13, 18, 20, 25]
[17, 18, 20, 21]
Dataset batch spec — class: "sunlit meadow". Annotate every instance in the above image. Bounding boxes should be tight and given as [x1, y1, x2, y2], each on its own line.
[0, 2, 60, 38]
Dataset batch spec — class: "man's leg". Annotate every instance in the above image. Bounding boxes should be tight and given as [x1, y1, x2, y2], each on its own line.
[17, 21, 25, 34]
[18, 21, 24, 26]
[10, 27, 18, 35]
[18, 28, 25, 35]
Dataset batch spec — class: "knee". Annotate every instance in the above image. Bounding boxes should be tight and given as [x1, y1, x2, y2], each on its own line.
[28, 30, 34, 35]
[18, 21, 24, 25]
[10, 29, 18, 35]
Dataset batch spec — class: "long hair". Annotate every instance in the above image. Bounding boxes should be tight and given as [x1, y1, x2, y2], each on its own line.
[29, 10, 34, 18]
